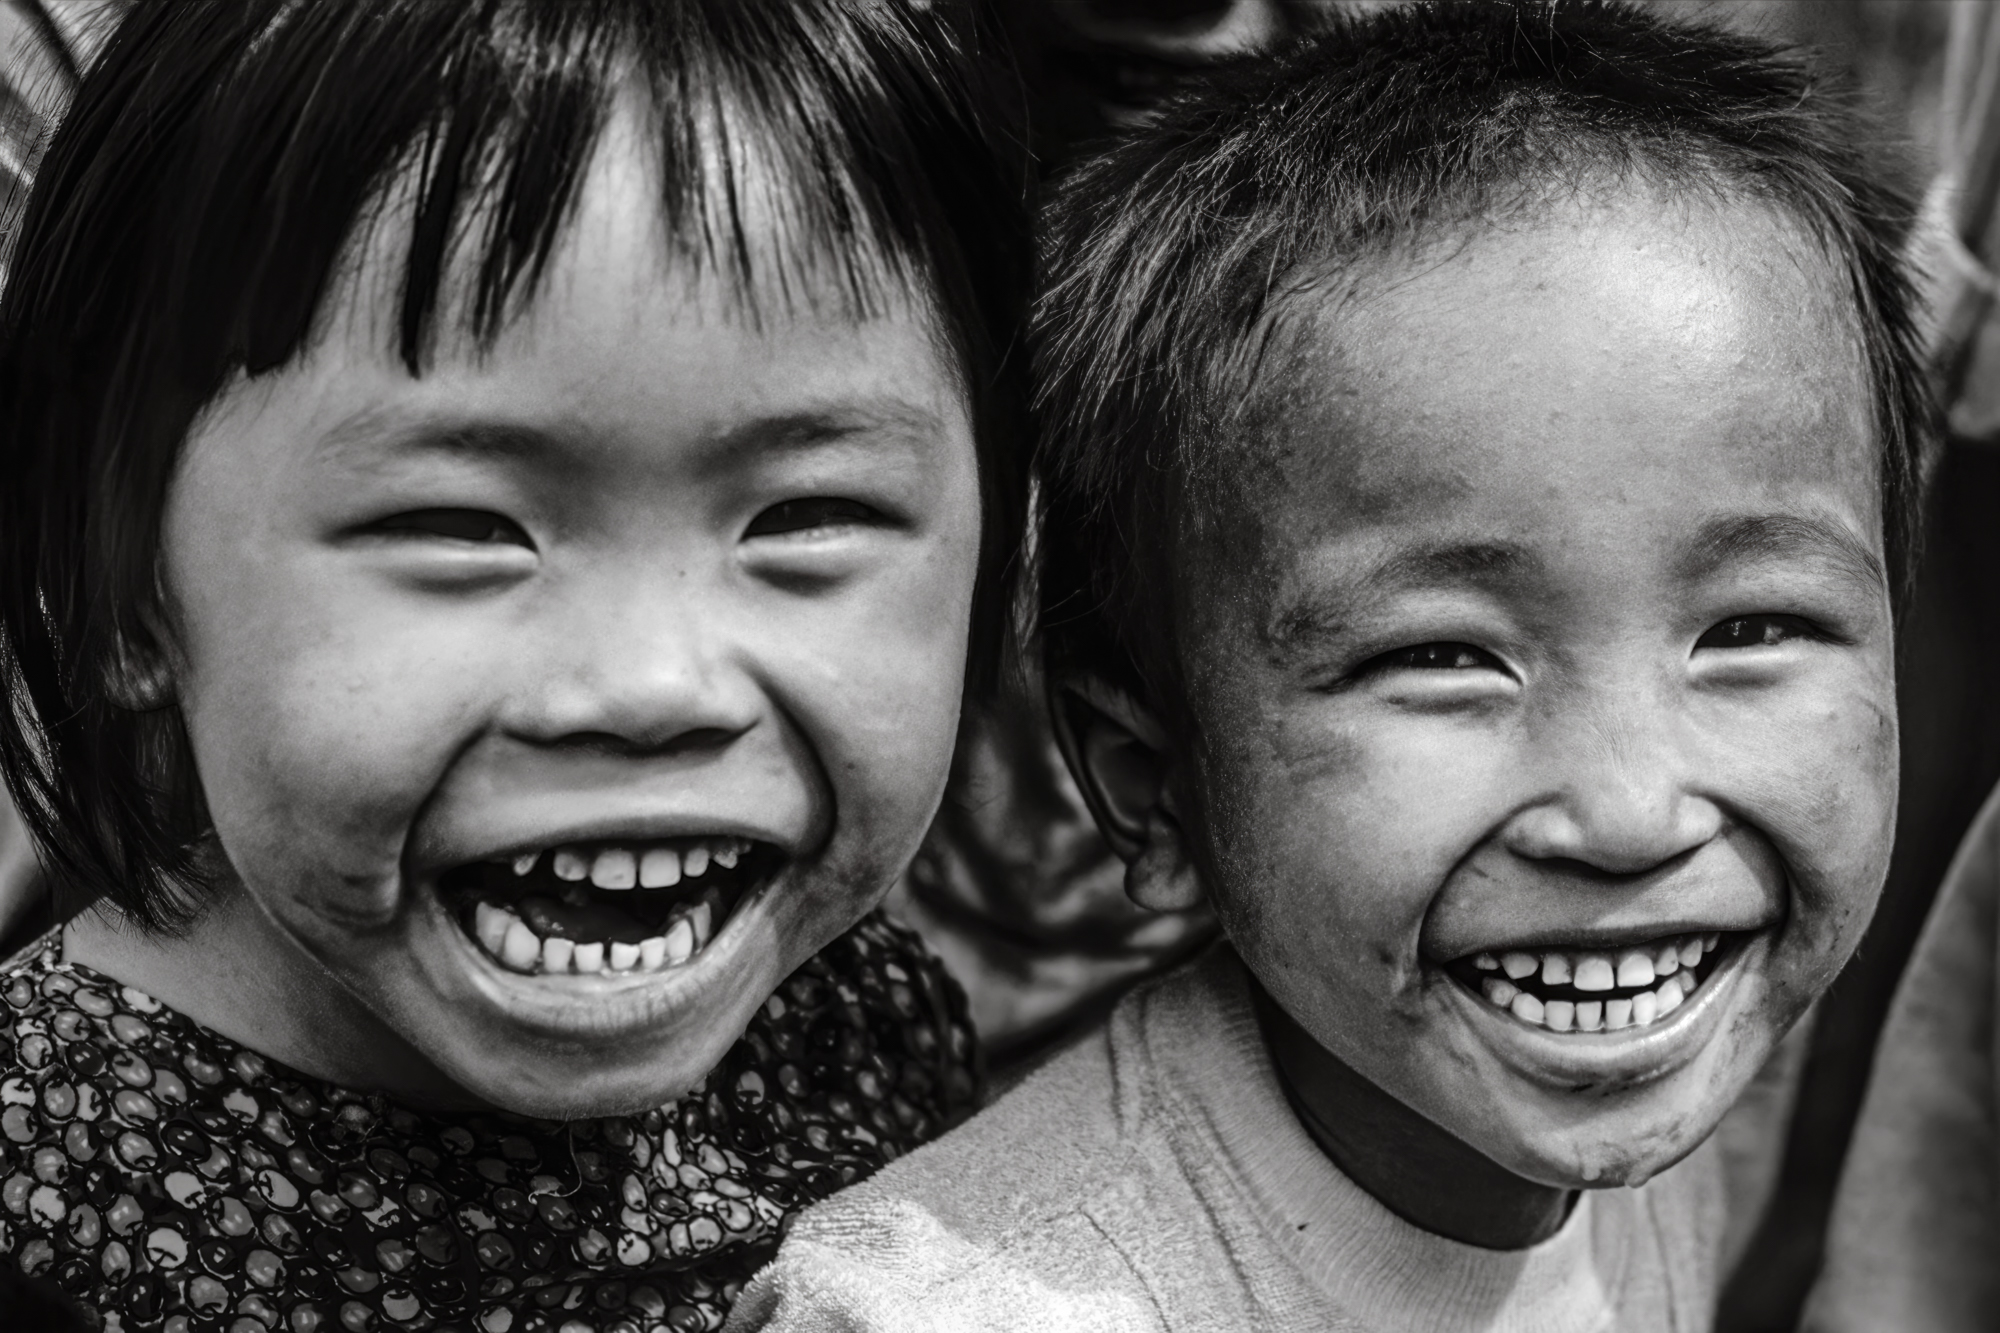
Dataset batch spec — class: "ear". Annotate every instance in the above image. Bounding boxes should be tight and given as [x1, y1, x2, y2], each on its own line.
[99, 616, 176, 713]
[1050, 675, 1206, 914]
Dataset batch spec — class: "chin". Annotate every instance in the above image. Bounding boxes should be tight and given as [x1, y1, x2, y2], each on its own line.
[440, 1047, 732, 1120]
[1461, 1050, 1761, 1191]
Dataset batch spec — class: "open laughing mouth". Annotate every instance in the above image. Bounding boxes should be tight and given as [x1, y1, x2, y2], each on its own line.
[439, 838, 782, 978]
[1443, 932, 1738, 1034]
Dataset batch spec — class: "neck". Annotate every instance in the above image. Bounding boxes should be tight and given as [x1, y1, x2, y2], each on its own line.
[1253, 981, 1575, 1250]
[63, 875, 474, 1110]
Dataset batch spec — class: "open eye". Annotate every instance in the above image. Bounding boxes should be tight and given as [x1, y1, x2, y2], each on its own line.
[1368, 642, 1505, 672]
[1696, 614, 1819, 650]
[743, 497, 884, 538]
[373, 509, 531, 547]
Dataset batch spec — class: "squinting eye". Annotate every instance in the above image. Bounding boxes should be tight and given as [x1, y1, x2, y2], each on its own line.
[1371, 642, 1503, 672]
[373, 509, 531, 547]
[743, 497, 883, 538]
[1696, 614, 1818, 650]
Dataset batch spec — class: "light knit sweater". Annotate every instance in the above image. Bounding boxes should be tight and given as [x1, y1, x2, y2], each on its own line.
[1800, 780, 2000, 1332]
[729, 947, 1733, 1333]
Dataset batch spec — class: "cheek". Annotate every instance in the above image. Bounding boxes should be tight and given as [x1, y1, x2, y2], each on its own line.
[173, 562, 488, 878]
[1189, 686, 1510, 985]
[1714, 674, 1897, 962]
[774, 519, 980, 854]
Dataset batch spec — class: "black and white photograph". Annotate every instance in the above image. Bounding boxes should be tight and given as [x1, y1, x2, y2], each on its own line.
[0, 1, 1994, 1330]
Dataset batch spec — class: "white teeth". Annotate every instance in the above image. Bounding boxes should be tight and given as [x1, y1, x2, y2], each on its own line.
[1615, 951, 1656, 989]
[1678, 938, 1705, 969]
[1540, 954, 1571, 986]
[1653, 944, 1680, 976]
[640, 848, 682, 889]
[591, 849, 637, 890]
[471, 835, 745, 977]
[1573, 955, 1615, 992]
[1483, 961, 1693, 1033]
[1474, 953, 1499, 971]
[542, 936, 575, 974]
[1702, 932, 1720, 951]
[502, 921, 541, 972]
[1500, 952, 1538, 980]
[476, 902, 511, 956]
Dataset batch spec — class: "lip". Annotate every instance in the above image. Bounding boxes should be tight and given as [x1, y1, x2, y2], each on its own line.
[414, 813, 803, 875]
[1441, 918, 1769, 958]
[1440, 928, 1768, 1089]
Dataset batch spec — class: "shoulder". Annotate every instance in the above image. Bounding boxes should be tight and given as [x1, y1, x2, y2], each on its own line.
[727, 1192, 1165, 1333]
[729, 992, 1187, 1332]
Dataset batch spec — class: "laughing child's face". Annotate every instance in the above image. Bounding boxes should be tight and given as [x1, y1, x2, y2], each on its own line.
[1163, 188, 1895, 1189]
[138, 108, 980, 1116]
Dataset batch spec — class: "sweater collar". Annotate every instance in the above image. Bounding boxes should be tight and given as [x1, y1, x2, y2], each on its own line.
[1137, 946, 1639, 1333]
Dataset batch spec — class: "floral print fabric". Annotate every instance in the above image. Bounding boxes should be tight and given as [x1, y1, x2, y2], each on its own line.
[0, 912, 979, 1332]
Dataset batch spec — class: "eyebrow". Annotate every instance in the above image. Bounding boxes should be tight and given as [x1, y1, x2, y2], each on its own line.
[1675, 513, 1886, 593]
[691, 402, 946, 480]
[1264, 540, 1535, 648]
[313, 398, 946, 473]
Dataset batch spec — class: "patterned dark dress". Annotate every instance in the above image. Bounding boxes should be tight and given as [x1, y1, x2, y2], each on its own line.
[0, 911, 979, 1332]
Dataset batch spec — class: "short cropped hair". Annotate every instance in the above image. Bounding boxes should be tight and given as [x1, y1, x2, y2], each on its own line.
[0, 0, 1030, 929]
[1034, 0, 1933, 708]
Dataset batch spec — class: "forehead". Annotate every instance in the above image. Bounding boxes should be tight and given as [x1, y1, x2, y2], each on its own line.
[197, 106, 965, 492]
[325, 91, 939, 376]
[1199, 187, 1877, 589]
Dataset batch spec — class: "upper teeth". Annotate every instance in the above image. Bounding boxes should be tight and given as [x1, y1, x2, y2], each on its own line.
[1471, 932, 1722, 1033]
[505, 838, 752, 889]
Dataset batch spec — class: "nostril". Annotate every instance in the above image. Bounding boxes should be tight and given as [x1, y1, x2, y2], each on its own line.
[1523, 847, 1702, 882]
[1502, 790, 1722, 877]
[559, 725, 745, 758]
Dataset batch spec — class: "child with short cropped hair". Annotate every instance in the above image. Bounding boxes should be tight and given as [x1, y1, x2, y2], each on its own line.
[0, 1, 1028, 1327]
[734, 3, 1928, 1328]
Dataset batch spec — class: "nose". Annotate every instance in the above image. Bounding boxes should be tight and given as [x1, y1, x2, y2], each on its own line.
[1499, 695, 1723, 876]
[504, 573, 765, 756]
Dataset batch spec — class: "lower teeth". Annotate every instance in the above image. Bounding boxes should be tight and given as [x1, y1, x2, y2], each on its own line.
[470, 890, 725, 977]
[1482, 973, 1694, 1030]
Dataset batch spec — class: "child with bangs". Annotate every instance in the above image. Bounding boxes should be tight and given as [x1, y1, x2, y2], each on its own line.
[737, 2, 1927, 1329]
[0, 1, 1028, 1328]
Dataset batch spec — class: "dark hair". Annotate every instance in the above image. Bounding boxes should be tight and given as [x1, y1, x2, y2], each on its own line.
[0, 0, 1031, 929]
[1034, 0, 1934, 707]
